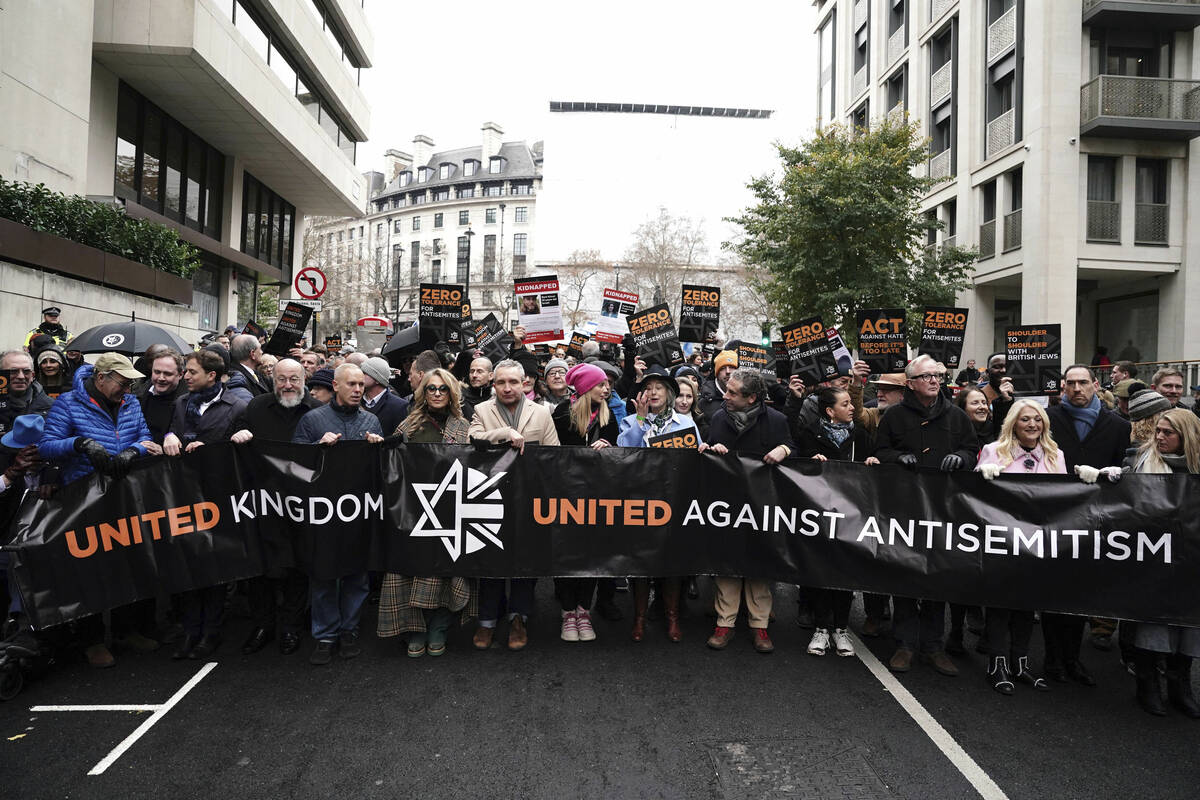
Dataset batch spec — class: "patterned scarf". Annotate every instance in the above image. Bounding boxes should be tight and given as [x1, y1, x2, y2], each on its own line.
[645, 407, 675, 438]
[820, 419, 853, 447]
[183, 384, 222, 441]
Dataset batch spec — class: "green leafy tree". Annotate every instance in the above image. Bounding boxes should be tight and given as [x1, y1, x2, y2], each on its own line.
[725, 118, 976, 347]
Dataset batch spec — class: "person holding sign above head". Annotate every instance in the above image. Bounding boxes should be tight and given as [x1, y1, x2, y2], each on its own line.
[794, 386, 880, 659]
[468, 359, 560, 651]
[873, 354, 979, 677]
[704, 368, 794, 654]
[616, 366, 704, 643]
[551, 363, 618, 643]
[975, 399, 1064, 695]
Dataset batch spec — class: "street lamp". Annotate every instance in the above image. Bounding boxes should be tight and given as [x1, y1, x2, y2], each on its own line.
[464, 226, 475, 301]
[613, 262, 623, 291]
[394, 245, 405, 321]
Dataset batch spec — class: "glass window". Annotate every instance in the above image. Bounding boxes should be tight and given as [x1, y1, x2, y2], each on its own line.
[268, 44, 296, 92]
[457, 235, 470, 282]
[234, 0, 269, 61]
[205, 147, 224, 239]
[399, 172, 411, 187]
[185, 134, 203, 226]
[141, 107, 162, 206]
[394, 219, 402, 234]
[239, 171, 295, 268]
[281, 206, 292, 268]
[511, 182, 532, 195]
[484, 185, 503, 197]
[434, 213, 443, 228]
[464, 160, 477, 177]
[412, 216, 421, 231]
[115, 86, 138, 197]
[242, 174, 258, 257]
[164, 124, 183, 216]
[486, 208, 496, 223]
[457, 186, 475, 198]
[411, 241, 420, 282]
[433, 189, 449, 201]
[439, 164, 451, 179]
[392, 243, 402, 265]
[483, 234, 496, 280]
[319, 104, 338, 142]
[513, 233, 527, 256]
[515, 206, 528, 223]
[432, 259, 441, 283]
[376, 223, 384, 237]
[489, 157, 503, 174]
[296, 75, 320, 120]
[418, 167, 430, 183]
[459, 210, 470, 225]
[339, 127, 356, 162]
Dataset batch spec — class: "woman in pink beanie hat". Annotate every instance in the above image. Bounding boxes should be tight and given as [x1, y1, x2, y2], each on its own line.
[549, 362, 617, 643]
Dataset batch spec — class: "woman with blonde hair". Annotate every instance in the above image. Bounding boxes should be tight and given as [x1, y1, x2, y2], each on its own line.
[673, 375, 709, 440]
[377, 368, 477, 658]
[975, 398, 1064, 694]
[1127, 409, 1200, 718]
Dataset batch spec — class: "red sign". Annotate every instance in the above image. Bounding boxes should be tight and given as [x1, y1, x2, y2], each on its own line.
[294, 267, 327, 299]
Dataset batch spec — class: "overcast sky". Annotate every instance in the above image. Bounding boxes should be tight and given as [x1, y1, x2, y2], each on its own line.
[359, 1, 818, 264]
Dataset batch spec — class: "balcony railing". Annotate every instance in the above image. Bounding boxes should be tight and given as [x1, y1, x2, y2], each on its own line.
[928, 149, 952, 181]
[987, 5, 1017, 64]
[1087, 200, 1121, 243]
[1135, 202, 1169, 245]
[1003, 209, 1022, 252]
[930, 61, 953, 108]
[854, 0, 868, 30]
[888, 102, 905, 123]
[979, 220, 996, 259]
[1083, 0, 1200, 32]
[888, 26, 907, 66]
[931, 0, 955, 23]
[1080, 75, 1200, 139]
[986, 108, 1016, 157]
[853, 65, 868, 98]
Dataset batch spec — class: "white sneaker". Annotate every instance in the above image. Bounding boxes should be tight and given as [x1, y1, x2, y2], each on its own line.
[575, 607, 596, 642]
[807, 627, 830, 656]
[832, 628, 855, 657]
[560, 610, 579, 642]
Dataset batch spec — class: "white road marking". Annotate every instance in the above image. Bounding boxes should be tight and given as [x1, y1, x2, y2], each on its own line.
[851, 633, 1010, 800]
[86, 662, 218, 775]
[30, 704, 161, 712]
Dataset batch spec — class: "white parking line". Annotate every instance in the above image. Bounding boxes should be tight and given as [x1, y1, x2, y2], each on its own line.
[851, 633, 1010, 800]
[28, 662, 217, 776]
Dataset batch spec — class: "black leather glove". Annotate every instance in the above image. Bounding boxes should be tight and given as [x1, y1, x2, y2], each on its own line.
[74, 437, 110, 471]
[109, 447, 139, 478]
[940, 454, 964, 472]
[897, 453, 918, 469]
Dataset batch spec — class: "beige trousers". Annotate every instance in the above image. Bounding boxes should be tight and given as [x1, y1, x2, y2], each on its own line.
[714, 577, 773, 629]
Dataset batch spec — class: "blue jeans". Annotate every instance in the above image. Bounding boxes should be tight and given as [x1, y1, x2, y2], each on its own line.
[310, 572, 369, 642]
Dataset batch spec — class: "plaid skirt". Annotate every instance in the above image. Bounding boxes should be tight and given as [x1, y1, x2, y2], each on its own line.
[376, 574, 478, 637]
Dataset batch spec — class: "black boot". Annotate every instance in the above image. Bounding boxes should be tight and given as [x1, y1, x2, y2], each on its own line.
[987, 655, 1014, 696]
[1166, 654, 1200, 719]
[1135, 649, 1167, 717]
[1013, 655, 1049, 692]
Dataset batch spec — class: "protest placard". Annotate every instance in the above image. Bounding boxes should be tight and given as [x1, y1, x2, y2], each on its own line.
[419, 283, 466, 348]
[919, 307, 969, 370]
[596, 288, 639, 344]
[628, 304, 685, 368]
[1006, 324, 1062, 394]
[263, 302, 313, 356]
[782, 317, 838, 385]
[679, 285, 721, 343]
[855, 308, 908, 374]
[515, 276, 563, 344]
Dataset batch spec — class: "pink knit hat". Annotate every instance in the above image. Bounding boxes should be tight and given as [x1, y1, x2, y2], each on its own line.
[565, 362, 607, 396]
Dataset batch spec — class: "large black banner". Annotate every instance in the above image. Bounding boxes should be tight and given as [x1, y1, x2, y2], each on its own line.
[7, 442, 1199, 629]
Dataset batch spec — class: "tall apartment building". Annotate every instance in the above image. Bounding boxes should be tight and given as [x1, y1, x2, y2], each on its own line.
[813, 0, 1200, 363]
[0, 0, 372, 342]
[311, 123, 543, 332]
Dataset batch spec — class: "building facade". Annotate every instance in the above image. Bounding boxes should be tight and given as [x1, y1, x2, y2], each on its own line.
[813, 0, 1200, 364]
[310, 122, 543, 334]
[0, 0, 372, 343]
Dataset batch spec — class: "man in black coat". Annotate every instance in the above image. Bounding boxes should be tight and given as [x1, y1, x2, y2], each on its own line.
[705, 368, 795, 655]
[228, 357, 319, 656]
[227, 334, 273, 400]
[873, 354, 979, 678]
[360, 356, 409, 436]
[134, 350, 185, 445]
[1041, 364, 1131, 686]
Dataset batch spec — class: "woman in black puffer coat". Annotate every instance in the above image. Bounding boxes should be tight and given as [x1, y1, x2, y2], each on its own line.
[794, 387, 879, 659]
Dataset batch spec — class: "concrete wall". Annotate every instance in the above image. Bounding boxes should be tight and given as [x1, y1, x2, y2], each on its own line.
[0, 0, 95, 192]
[0, 260, 201, 350]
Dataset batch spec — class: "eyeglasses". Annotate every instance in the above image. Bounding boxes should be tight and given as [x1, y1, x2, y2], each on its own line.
[106, 373, 133, 391]
[910, 374, 942, 383]
[275, 375, 304, 385]
[546, 368, 567, 378]
[425, 384, 450, 395]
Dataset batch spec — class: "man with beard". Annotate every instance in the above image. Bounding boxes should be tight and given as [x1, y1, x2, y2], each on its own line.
[0, 351, 54, 436]
[229, 358, 321, 655]
[134, 350, 185, 446]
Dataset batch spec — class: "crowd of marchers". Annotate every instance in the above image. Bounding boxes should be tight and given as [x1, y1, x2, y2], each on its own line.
[2, 306, 1199, 719]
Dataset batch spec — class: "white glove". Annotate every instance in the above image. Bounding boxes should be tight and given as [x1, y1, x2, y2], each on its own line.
[1099, 466, 1123, 483]
[1074, 465, 1100, 484]
[979, 463, 1002, 481]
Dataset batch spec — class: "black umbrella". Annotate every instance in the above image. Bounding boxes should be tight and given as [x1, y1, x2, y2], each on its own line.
[380, 321, 431, 367]
[66, 316, 192, 356]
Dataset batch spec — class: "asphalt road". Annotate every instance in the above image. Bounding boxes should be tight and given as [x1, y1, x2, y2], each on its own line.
[2, 582, 1198, 799]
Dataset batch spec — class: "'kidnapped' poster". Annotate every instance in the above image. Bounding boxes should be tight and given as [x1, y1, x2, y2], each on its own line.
[514, 276, 563, 344]
[596, 288, 639, 344]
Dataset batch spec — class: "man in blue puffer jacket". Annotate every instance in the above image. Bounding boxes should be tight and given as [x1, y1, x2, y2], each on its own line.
[39, 352, 153, 484]
[37, 352, 153, 667]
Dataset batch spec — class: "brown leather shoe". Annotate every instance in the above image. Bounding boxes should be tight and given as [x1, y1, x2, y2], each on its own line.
[630, 616, 646, 642]
[707, 626, 734, 650]
[472, 626, 494, 650]
[507, 616, 528, 651]
[861, 617, 882, 638]
[663, 579, 682, 643]
[85, 643, 116, 669]
[753, 629, 775, 654]
[888, 647, 914, 673]
[921, 650, 960, 676]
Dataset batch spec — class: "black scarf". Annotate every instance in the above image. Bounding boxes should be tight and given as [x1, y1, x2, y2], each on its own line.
[183, 384, 222, 440]
[84, 378, 121, 423]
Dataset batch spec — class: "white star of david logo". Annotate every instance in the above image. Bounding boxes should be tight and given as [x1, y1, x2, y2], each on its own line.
[410, 460, 506, 561]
